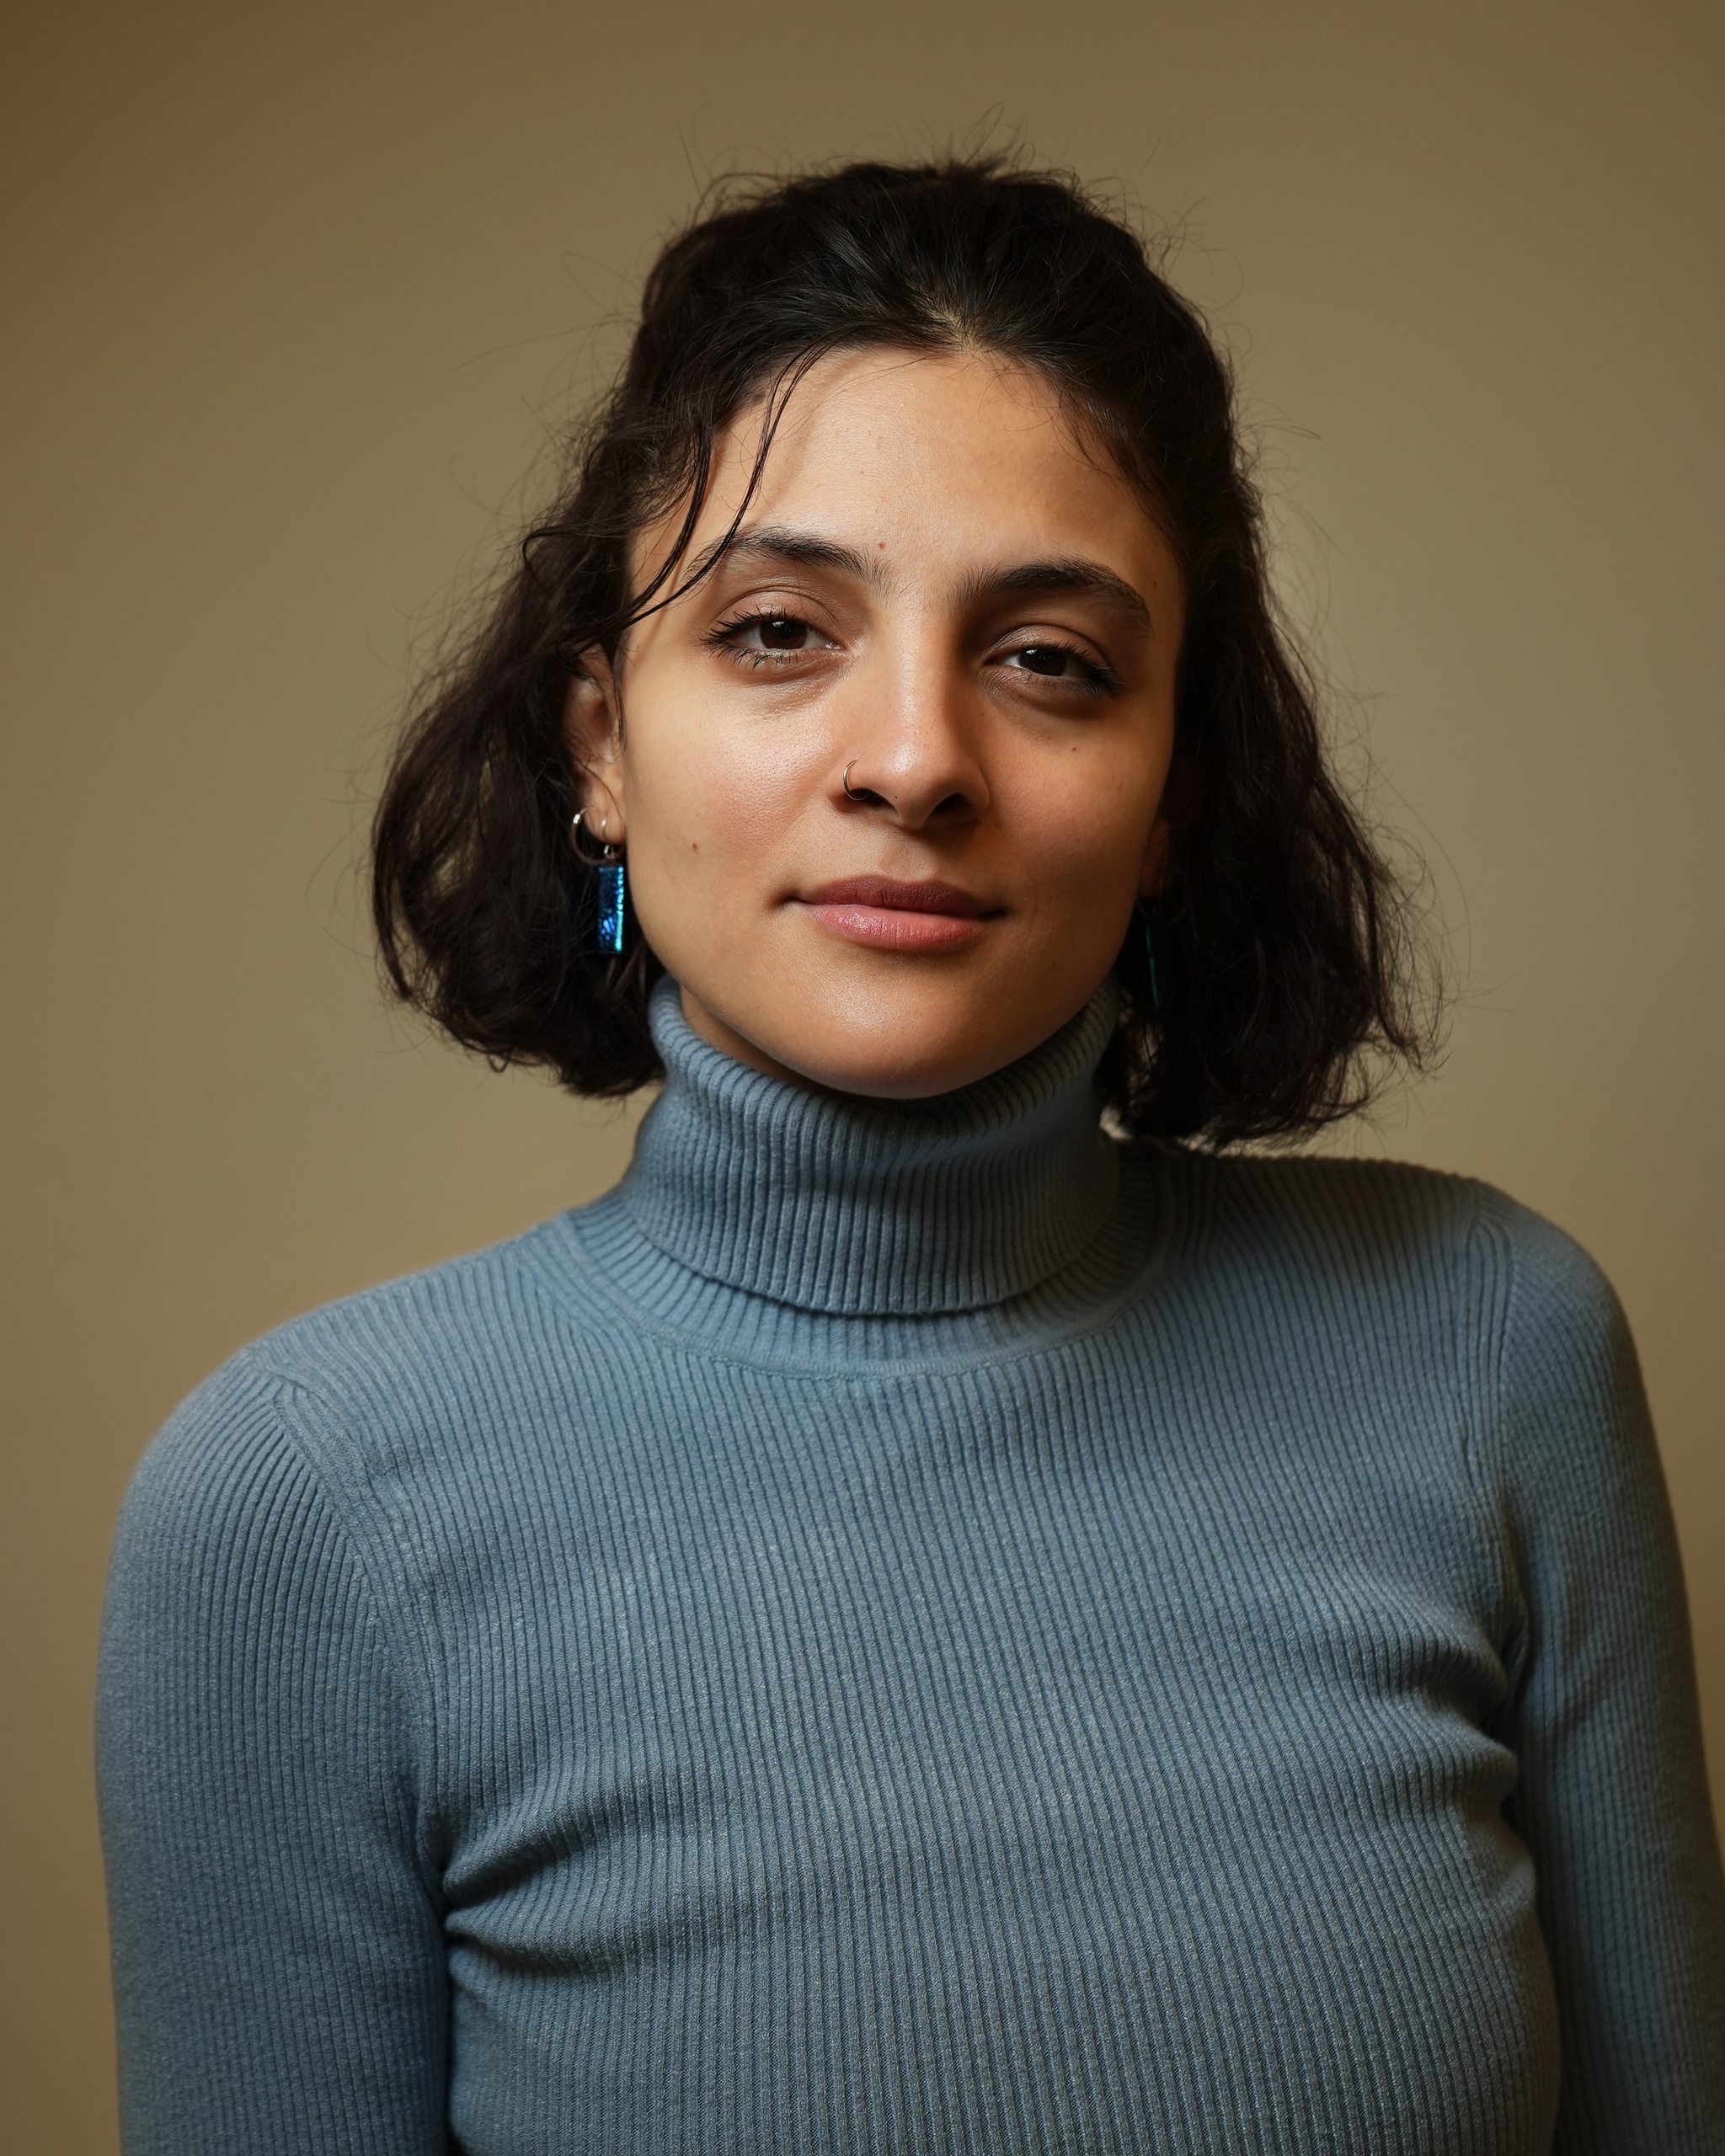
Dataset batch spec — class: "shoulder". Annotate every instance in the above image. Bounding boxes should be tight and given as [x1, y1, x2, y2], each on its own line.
[1150, 1145, 1628, 1379]
[238, 1215, 577, 1406]
[1462, 1185, 1648, 1497]
[1168, 1145, 1604, 1292]
[1463, 1180, 1629, 1367]
[1159, 1150, 1652, 1518]
[1198, 1155, 1651, 1502]
[115, 1217, 583, 1567]
[1185, 1145, 1475, 1236]
[1153, 1142, 1486, 1293]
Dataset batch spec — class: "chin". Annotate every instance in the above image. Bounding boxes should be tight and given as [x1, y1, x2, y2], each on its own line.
[679, 963, 1095, 1101]
[775, 1010, 1040, 1102]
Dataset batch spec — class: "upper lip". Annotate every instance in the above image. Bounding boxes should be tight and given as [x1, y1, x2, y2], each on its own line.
[798, 876, 997, 917]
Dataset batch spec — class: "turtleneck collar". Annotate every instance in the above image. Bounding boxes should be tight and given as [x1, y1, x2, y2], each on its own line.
[617, 977, 1121, 1317]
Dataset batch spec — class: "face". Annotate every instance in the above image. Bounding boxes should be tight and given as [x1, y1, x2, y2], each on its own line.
[568, 347, 1183, 1098]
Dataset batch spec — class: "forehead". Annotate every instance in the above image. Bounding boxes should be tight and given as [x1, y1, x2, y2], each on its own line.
[643, 345, 1175, 593]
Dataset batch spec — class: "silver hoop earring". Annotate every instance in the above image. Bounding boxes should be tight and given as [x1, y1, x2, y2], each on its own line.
[571, 810, 620, 855]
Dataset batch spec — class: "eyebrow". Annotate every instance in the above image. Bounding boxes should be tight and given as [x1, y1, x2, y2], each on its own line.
[957, 557, 1153, 632]
[682, 524, 875, 588]
[685, 525, 1154, 634]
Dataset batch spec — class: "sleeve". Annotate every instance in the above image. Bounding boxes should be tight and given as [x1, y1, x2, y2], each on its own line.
[97, 1357, 450, 2155]
[1482, 1196, 1725, 2151]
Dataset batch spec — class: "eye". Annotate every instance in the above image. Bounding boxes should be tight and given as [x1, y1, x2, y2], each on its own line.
[710, 608, 837, 664]
[997, 640, 1118, 694]
[1012, 643, 1076, 677]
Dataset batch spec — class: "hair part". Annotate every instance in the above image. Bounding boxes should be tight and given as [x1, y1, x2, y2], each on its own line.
[372, 153, 1434, 1144]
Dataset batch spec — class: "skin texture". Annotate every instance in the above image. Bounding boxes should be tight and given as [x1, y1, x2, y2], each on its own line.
[566, 347, 1183, 1098]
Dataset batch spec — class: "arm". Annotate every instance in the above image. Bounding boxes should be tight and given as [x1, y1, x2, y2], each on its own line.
[1481, 1195, 1725, 2150]
[97, 1357, 449, 2154]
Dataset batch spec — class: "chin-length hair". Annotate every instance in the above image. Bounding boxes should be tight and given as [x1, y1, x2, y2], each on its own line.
[372, 155, 1432, 1145]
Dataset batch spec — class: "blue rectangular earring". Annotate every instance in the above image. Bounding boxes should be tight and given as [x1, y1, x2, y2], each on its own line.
[573, 812, 626, 956]
[1144, 920, 1163, 1015]
[595, 858, 625, 955]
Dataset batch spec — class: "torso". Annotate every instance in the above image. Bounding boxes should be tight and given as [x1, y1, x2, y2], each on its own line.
[278, 1142, 1558, 2153]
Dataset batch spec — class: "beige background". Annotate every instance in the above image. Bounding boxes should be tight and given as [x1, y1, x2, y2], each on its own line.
[4, 0, 1720, 2145]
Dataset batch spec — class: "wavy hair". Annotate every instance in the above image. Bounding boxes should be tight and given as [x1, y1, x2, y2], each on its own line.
[372, 156, 1430, 1143]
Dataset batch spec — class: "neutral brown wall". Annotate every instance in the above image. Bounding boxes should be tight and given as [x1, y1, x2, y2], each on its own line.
[4, 1, 1720, 2144]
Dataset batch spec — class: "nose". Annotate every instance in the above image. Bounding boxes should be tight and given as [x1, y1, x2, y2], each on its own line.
[830, 643, 991, 830]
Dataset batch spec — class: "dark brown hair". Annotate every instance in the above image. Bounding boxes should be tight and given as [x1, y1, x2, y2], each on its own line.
[372, 155, 1429, 1143]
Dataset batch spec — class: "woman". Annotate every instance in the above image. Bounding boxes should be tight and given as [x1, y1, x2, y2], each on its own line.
[98, 158, 1723, 2153]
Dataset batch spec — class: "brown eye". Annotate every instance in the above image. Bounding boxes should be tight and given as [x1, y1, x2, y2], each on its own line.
[710, 610, 838, 666]
[999, 641, 1116, 696]
[1015, 644, 1071, 676]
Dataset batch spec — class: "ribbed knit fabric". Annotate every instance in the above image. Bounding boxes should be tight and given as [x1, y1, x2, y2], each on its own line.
[99, 979, 1725, 2155]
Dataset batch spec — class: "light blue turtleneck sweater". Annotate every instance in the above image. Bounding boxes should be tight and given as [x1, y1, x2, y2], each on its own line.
[98, 982, 1724, 2153]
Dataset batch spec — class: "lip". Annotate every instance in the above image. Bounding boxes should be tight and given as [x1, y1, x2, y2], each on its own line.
[794, 875, 1001, 953]
[802, 877, 993, 916]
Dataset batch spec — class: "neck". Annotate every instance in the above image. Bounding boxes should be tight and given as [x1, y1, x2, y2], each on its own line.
[618, 978, 1122, 1317]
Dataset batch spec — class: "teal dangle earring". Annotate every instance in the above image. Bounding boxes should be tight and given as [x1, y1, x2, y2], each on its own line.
[1143, 918, 1163, 1015]
[1136, 899, 1171, 1017]
[595, 854, 625, 955]
[571, 812, 626, 955]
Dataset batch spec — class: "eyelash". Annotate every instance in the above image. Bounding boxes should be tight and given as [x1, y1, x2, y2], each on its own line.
[708, 608, 1120, 695]
[705, 608, 825, 669]
[1006, 642, 1119, 696]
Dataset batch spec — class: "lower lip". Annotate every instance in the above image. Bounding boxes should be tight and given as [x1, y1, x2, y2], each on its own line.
[801, 903, 991, 952]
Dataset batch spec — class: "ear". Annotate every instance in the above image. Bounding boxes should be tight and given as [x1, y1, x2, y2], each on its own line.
[1136, 812, 1174, 900]
[1137, 743, 1198, 899]
[563, 648, 628, 845]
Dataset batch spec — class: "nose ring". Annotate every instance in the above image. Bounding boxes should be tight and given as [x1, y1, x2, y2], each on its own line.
[842, 760, 867, 802]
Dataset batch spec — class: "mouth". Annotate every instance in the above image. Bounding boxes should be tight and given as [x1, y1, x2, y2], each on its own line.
[794, 876, 1001, 953]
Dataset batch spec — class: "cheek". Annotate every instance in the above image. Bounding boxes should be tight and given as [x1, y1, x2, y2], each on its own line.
[1008, 742, 1167, 904]
[625, 700, 815, 894]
